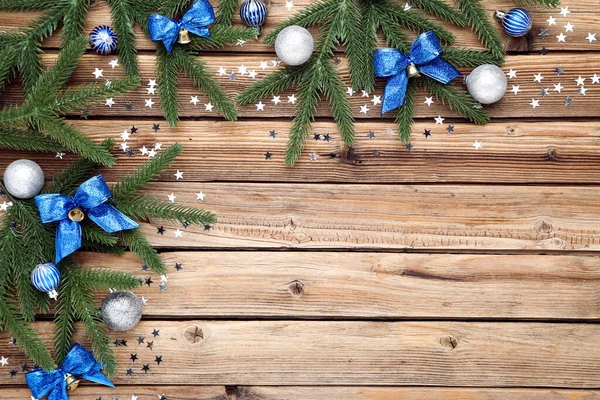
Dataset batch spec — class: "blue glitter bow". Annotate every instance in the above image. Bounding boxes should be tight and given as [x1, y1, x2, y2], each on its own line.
[374, 31, 461, 113]
[35, 175, 139, 264]
[26, 343, 114, 400]
[148, 0, 215, 53]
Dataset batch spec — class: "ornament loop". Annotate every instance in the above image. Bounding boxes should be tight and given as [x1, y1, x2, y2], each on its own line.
[494, 10, 506, 20]
[68, 208, 85, 222]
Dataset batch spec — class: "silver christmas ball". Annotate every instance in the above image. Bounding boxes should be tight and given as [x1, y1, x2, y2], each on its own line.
[274, 25, 314, 66]
[101, 290, 143, 331]
[3, 159, 44, 199]
[465, 64, 508, 105]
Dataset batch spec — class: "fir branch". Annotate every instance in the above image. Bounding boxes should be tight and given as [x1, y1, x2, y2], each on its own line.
[443, 48, 504, 68]
[82, 223, 119, 247]
[112, 143, 182, 200]
[0, 0, 66, 10]
[263, 0, 340, 45]
[395, 79, 417, 144]
[156, 47, 180, 126]
[285, 62, 322, 166]
[175, 49, 240, 121]
[455, 0, 505, 59]
[408, 0, 467, 26]
[0, 296, 55, 370]
[53, 265, 77, 363]
[45, 139, 114, 195]
[321, 60, 354, 148]
[422, 79, 489, 125]
[107, 0, 139, 77]
[71, 267, 140, 292]
[117, 195, 217, 226]
[345, 0, 373, 92]
[25, 35, 88, 107]
[215, 0, 239, 27]
[191, 25, 256, 50]
[35, 118, 115, 167]
[0, 129, 65, 152]
[54, 77, 140, 113]
[374, 1, 455, 45]
[119, 230, 166, 275]
[375, 11, 411, 52]
[0, 46, 18, 90]
[71, 278, 117, 377]
[513, 0, 559, 7]
[81, 242, 126, 256]
[237, 67, 304, 105]
[61, 0, 93, 44]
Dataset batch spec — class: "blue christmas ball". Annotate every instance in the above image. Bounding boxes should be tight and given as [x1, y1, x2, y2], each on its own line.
[495, 8, 532, 38]
[89, 25, 118, 55]
[31, 262, 61, 299]
[240, 0, 268, 31]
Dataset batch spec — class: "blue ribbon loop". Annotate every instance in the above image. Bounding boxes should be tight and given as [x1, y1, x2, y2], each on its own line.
[35, 175, 139, 264]
[148, 0, 215, 53]
[26, 343, 114, 400]
[374, 31, 461, 114]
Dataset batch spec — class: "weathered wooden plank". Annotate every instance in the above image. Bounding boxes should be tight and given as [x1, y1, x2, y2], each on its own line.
[1, 53, 599, 119]
[0, 0, 597, 52]
[76, 251, 600, 319]
[4, 386, 600, 399]
[5, 120, 600, 184]
[106, 182, 600, 252]
[1, 321, 599, 386]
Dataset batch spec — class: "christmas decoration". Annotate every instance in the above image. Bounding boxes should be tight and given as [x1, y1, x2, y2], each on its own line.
[494, 8, 533, 38]
[31, 263, 61, 300]
[240, 0, 268, 33]
[89, 25, 118, 55]
[274, 25, 314, 66]
[148, 0, 215, 54]
[0, 141, 216, 377]
[35, 175, 140, 263]
[101, 290, 143, 331]
[374, 31, 461, 114]
[26, 343, 114, 399]
[3, 159, 44, 199]
[465, 64, 508, 104]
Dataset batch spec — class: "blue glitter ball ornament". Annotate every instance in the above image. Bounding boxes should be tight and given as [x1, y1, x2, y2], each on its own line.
[31, 262, 61, 299]
[89, 25, 118, 55]
[240, 0, 268, 32]
[495, 8, 532, 38]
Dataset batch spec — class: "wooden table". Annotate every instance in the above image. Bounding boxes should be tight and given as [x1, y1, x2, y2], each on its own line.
[1, 0, 600, 398]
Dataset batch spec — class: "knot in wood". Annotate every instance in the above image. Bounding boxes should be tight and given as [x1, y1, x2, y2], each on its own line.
[506, 126, 517, 135]
[546, 147, 558, 161]
[184, 325, 204, 344]
[535, 219, 554, 234]
[440, 335, 458, 350]
[287, 280, 305, 297]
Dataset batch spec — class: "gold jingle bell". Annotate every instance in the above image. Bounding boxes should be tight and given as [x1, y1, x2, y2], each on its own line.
[178, 28, 191, 44]
[407, 63, 421, 78]
[68, 208, 85, 222]
[64, 373, 80, 391]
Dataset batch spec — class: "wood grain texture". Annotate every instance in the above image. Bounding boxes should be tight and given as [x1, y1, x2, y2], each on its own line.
[1, 321, 600, 387]
[4, 386, 600, 399]
[104, 182, 600, 252]
[0, 0, 597, 52]
[4, 120, 600, 184]
[1, 54, 599, 119]
[76, 251, 600, 319]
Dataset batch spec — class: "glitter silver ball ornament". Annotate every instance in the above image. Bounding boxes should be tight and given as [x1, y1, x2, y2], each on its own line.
[274, 25, 314, 66]
[3, 159, 44, 199]
[101, 290, 143, 331]
[465, 64, 507, 105]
